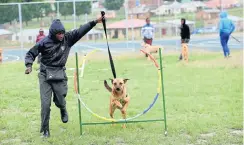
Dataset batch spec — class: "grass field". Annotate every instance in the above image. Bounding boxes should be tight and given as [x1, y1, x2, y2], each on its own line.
[0, 50, 243, 145]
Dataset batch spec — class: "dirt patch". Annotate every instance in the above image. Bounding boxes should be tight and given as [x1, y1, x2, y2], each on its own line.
[200, 132, 216, 138]
[0, 129, 6, 134]
[1, 138, 21, 144]
[196, 139, 208, 145]
[189, 51, 243, 68]
[115, 137, 127, 145]
[184, 134, 192, 139]
[1, 108, 22, 115]
[230, 129, 243, 136]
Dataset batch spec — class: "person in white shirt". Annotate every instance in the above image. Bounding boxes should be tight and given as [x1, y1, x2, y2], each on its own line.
[141, 18, 155, 45]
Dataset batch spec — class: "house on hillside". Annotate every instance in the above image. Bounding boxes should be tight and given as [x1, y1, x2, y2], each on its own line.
[12, 29, 49, 43]
[11, 28, 103, 43]
[205, 0, 239, 9]
[181, 1, 206, 12]
[99, 19, 148, 39]
[151, 1, 181, 15]
[96, 11, 116, 19]
[127, 0, 162, 8]
[155, 19, 195, 36]
[128, 4, 151, 19]
[227, 15, 243, 31]
[196, 9, 220, 27]
[81, 29, 104, 41]
[0, 29, 13, 40]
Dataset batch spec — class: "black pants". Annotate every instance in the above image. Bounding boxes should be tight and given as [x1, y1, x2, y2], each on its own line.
[38, 72, 68, 133]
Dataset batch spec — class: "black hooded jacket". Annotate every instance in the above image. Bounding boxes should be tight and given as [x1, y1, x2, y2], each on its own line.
[25, 19, 97, 69]
[180, 19, 190, 40]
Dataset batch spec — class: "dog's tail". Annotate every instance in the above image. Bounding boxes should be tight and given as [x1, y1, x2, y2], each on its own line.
[104, 80, 112, 92]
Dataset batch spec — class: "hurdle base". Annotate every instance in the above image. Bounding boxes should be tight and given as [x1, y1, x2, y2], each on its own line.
[82, 119, 164, 125]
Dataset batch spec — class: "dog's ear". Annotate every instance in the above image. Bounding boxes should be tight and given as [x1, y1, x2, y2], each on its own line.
[123, 79, 129, 84]
[109, 78, 113, 84]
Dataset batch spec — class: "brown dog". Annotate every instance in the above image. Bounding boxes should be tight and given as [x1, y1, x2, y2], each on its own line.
[181, 43, 189, 62]
[104, 78, 130, 128]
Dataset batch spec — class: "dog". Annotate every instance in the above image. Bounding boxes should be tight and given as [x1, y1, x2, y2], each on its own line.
[181, 43, 189, 62]
[141, 42, 163, 57]
[104, 78, 130, 128]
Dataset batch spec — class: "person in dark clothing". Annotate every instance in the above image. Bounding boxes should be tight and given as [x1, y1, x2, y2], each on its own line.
[179, 18, 190, 61]
[24, 16, 103, 138]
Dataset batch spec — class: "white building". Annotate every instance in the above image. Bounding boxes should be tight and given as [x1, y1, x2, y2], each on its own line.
[12, 28, 49, 43]
[152, 1, 206, 15]
[151, 1, 182, 15]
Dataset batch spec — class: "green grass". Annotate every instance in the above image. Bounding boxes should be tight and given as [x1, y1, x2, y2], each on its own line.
[0, 51, 243, 144]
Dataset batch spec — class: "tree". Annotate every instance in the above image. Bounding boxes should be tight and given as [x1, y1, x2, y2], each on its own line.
[0, 2, 18, 25]
[21, 4, 34, 26]
[76, 1, 91, 19]
[59, 2, 73, 20]
[0, 0, 46, 25]
[103, 0, 124, 10]
[30, 3, 53, 22]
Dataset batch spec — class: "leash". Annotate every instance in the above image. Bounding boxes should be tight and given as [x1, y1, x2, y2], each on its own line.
[101, 11, 117, 79]
[231, 35, 241, 43]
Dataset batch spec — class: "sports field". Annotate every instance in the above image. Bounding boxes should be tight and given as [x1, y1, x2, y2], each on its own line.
[0, 49, 242, 144]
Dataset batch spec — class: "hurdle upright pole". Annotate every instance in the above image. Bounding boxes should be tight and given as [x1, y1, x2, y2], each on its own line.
[75, 52, 83, 135]
[159, 48, 167, 135]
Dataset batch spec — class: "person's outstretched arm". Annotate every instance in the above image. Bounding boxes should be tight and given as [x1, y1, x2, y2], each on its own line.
[66, 16, 103, 47]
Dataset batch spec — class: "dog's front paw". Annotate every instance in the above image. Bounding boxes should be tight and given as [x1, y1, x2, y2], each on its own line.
[121, 108, 126, 114]
[122, 124, 126, 128]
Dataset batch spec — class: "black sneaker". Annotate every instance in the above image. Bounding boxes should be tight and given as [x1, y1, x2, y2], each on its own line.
[42, 130, 50, 138]
[60, 108, 68, 123]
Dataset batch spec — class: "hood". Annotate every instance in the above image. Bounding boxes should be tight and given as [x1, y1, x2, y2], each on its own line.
[48, 19, 65, 41]
[220, 11, 227, 18]
[181, 18, 186, 25]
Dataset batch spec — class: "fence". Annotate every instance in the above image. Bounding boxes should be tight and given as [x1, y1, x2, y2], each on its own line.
[0, 0, 242, 56]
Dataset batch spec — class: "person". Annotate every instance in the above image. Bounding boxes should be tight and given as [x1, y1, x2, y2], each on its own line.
[36, 28, 46, 64]
[179, 18, 190, 61]
[141, 18, 155, 57]
[219, 11, 235, 58]
[36, 28, 46, 43]
[24, 16, 104, 138]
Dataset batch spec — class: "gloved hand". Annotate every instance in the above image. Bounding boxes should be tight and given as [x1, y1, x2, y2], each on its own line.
[25, 67, 32, 74]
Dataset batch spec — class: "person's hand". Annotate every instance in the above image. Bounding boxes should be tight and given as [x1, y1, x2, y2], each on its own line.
[95, 15, 105, 24]
[25, 67, 32, 74]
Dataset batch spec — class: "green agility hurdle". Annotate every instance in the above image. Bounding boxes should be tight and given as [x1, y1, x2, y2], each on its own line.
[74, 48, 167, 136]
